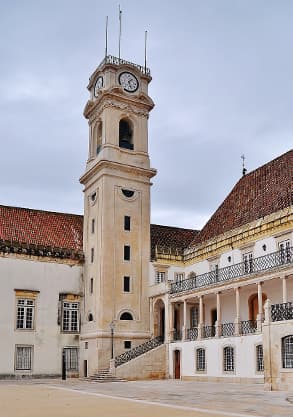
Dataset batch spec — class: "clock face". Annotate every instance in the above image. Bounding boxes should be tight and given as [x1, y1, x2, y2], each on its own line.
[94, 76, 104, 96]
[118, 72, 139, 92]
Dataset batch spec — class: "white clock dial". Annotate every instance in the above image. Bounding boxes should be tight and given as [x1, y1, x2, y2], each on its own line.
[118, 72, 139, 92]
[94, 76, 104, 96]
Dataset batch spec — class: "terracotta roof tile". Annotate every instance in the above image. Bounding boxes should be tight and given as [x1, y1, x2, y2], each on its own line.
[191, 149, 293, 246]
[0, 205, 83, 252]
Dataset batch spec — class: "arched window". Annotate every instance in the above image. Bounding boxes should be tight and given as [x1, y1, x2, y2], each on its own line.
[88, 313, 94, 322]
[119, 119, 133, 150]
[196, 348, 206, 372]
[223, 346, 234, 372]
[96, 122, 102, 154]
[120, 312, 133, 320]
[282, 335, 293, 368]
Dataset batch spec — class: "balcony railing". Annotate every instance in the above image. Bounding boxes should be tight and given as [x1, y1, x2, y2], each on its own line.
[221, 322, 235, 337]
[172, 330, 182, 341]
[187, 327, 198, 340]
[271, 302, 293, 322]
[240, 320, 257, 335]
[202, 325, 216, 338]
[98, 55, 151, 76]
[170, 247, 293, 294]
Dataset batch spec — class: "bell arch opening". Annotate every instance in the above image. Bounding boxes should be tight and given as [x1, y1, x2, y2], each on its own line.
[119, 118, 133, 150]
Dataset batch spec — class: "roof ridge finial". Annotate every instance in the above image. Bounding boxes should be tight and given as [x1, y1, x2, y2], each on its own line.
[241, 154, 247, 176]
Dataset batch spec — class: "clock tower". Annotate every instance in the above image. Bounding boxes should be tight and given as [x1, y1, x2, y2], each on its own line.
[79, 55, 156, 375]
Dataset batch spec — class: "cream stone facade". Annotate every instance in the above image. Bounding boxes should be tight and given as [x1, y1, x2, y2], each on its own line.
[0, 53, 292, 390]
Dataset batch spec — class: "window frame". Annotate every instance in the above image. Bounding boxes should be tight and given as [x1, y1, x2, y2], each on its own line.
[124, 215, 131, 231]
[223, 345, 235, 373]
[62, 301, 80, 333]
[63, 346, 79, 372]
[124, 245, 131, 261]
[155, 271, 166, 284]
[15, 345, 33, 371]
[16, 298, 35, 331]
[195, 347, 206, 373]
[123, 276, 131, 293]
[282, 335, 293, 369]
[256, 344, 264, 373]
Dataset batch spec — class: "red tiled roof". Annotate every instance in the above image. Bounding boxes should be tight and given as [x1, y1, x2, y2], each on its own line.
[150, 224, 199, 259]
[0, 205, 83, 252]
[191, 150, 293, 246]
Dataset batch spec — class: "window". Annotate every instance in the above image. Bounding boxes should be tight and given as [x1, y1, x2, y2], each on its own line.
[88, 313, 94, 322]
[64, 347, 79, 371]
[279, 240, 291, 264]
[211, 263, 219, 280]
[91, 248, 94, 263]
[124, 245, 130, 261]
[243, 252, 253, 273]
[124, 341, 131, 349]
[90, 278, 93, 294]
[155, 271, 166, 284]
[85, 342, 88, 349]
[62, 302, 79, 332]
[123, 276, 130, 292]
[175, 273, 184, 283]
[91, 219, 95, 233]
[223, 346, 234, 372]
[16, 299, 35, 330]
[196, 348, 206, 372]
[15, 346, 33, 371]
[120, 312, 133, 320]
[122, 189, 135, 198]
[282, 335, 293, 368]
[119, 119, 133, 150]
[124, 216, 131, 231]
[256, 345, 264, 372]
[190, 306, 199, 328]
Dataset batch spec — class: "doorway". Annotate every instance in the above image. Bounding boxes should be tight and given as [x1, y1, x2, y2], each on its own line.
[174, 350, 181, 379]
[84, 360, 88, 378]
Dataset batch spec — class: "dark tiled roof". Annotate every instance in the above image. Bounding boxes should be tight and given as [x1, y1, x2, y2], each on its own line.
[191, 149, 293, 246]
[150, 224, 199, 259]
[0, 205, 83, 252]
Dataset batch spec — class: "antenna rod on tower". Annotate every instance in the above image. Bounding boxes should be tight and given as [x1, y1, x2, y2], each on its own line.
[144, 30, 147, 73]
[118, 5, 122, 61]
[241, 154, 247, 176]
[105, 16, 108, 58]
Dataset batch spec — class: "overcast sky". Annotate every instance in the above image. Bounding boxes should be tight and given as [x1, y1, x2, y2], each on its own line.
[0, 1, 292, 230]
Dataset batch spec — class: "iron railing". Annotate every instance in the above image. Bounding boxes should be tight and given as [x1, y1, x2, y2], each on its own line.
[271, 302, 293, 322]
[114, 336, 163, 367]
[202, 325, 216, 338]
[172, 330, 182, 341]
[170, 247, 293, 294]
[240, 320, 257, 335]
[221, 322, 235, 337]
[187, 327, 198, 340]
[98, 55, 151, 76]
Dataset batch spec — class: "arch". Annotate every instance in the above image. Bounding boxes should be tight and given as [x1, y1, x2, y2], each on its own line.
[88, 313, 94, 322]
[119, 118, 133, 150]
[248, 293, 267, 321]
[282, 335, 293, 368]
[120, 311, 133, 320]
[153, 299, 165, 341]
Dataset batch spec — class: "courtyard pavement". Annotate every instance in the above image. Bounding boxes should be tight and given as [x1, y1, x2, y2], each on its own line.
[0, 379, 292, 417]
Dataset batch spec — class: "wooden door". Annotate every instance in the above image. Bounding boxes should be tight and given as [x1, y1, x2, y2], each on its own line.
[174, 350, 181, 379]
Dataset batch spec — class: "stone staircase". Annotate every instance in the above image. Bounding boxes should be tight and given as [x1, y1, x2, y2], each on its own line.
[88, 368, 126, 383]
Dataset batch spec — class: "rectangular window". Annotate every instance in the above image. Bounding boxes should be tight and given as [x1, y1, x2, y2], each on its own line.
[124, 216, 131, 231]
[190, 307, 199, 328]
[256, 345, 264, 372]
[196, 348, 206, 371]
[64, 347, 79, 371]
[90, 278, 94, 294]
[91, 248, 94, 263]
[155, 271, 166, 284]
[124, 341, 131, 349]
[15, 345, 33, 371]
[243, 252, 253, 274]
[62, 302, 79, 332]
[175, 273, 184, 283]
[85, 342, 88, 350]
[123, 276, 130, 292]
[16, 299, 35, 330]
[91, 219, 95, 234]
[124, 245, 130, 261]
[279, 240, 291, 264]
[223, 346, 234, 372]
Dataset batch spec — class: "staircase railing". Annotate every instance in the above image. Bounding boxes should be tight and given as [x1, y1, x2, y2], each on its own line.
[114, 336, 163, 367]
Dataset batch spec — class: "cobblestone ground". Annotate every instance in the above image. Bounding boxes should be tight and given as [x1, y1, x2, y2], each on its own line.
[0, 379, 292, 417]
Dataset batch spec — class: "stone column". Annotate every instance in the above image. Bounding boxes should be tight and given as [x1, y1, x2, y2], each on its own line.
[198, 295, 204, 340]
[282, 276, 288, 303]
[264, 298, 271, 324]
[215, 292, 221, 337]
[183, 299, 187, 340]
[234, 287, 240, 336]
[150, 298, 154, 338]
[257, 282, 263, 330]
[164, 296, 169, 343]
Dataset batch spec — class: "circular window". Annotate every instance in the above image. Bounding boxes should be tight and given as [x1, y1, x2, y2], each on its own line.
[122, 189, 135, 198]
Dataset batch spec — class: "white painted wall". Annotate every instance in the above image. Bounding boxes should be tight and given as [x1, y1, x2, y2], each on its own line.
[0, 256, 82, 376]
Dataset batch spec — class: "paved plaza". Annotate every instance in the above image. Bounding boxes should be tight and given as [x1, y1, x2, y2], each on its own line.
[0, 379, 292, 417]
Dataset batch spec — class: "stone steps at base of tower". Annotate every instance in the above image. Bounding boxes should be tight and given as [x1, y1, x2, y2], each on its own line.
[87, 369, 126, 383]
